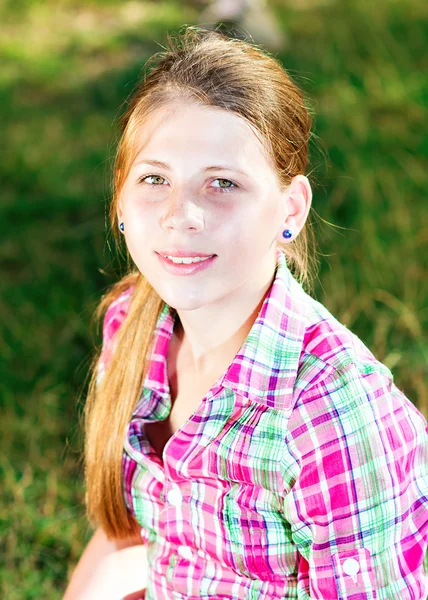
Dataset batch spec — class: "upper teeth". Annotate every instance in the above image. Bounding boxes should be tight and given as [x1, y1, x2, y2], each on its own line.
[164, 255, 213, 264]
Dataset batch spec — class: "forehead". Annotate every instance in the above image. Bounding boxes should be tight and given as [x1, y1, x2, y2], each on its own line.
[131, 101, 276, 175]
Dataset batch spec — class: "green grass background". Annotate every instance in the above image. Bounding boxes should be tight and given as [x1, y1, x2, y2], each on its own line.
[1, 0, 426, 597]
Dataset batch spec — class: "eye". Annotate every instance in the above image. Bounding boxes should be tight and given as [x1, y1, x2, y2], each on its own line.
[137, 175, 238, 192]
[138, 174, 167, 185]
[212, 178, 238, 192]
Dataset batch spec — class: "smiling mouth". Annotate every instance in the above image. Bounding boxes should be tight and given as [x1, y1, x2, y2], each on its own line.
[156, 252, 217, 274]
[160, 254, 216, 264]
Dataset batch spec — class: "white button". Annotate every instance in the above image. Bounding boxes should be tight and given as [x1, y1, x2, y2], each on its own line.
[343, 557, 360, 581]
[178, 546, 193, 560]
[166, 487, 183, 506]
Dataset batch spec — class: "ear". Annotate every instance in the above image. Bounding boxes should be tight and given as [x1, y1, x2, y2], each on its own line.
[116, 201, 123, 224]
[278, 174, 312, 242]
[115, 169, 124, 223]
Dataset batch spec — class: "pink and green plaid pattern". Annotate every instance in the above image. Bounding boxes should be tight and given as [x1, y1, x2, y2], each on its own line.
[99, 248, 428, 599]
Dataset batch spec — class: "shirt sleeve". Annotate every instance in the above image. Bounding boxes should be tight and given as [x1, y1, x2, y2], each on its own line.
[283, 361, 428, 599]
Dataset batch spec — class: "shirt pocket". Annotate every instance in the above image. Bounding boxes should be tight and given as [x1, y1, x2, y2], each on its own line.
[221, 485, 298, 582]
[200, 398, 289, 495]
[331, 547, 377, 599]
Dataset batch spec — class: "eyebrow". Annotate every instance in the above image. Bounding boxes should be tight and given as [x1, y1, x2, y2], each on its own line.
[133, 158, 250, 178]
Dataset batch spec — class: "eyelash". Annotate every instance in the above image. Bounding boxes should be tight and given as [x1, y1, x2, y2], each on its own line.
[137, 174, 238, 193]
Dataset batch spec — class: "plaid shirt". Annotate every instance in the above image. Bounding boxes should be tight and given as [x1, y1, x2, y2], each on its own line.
[98, 248, 428, 600]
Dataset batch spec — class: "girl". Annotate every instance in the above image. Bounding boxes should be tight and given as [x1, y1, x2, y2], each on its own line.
[63, 26, 428, 600]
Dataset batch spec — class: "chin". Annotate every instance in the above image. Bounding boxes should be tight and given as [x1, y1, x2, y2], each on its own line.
[163, 296, 210, 312]
[155, 285, 217, 311]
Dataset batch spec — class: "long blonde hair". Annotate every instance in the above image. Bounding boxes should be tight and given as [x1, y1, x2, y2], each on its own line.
[84, 26, 318, 540]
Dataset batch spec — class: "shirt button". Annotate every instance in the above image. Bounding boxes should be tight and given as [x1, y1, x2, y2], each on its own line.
[178, 546, 193, 560]
[166, 487, 183, 506]
[343, 557, 360, 579]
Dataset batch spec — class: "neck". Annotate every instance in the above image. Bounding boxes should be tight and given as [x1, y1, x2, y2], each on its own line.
[172, 262, 277, 378]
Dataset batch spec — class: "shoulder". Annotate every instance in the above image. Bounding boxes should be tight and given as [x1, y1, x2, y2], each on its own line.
[288, 293, 427, 443]
[292, 294, 428, 430]
[97, 286, 135, 384]
[101, 286, 135, 345]
[294, 292, 393, 395]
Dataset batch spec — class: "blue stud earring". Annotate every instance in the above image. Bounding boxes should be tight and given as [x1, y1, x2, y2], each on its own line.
[282, 229, 292, 239]
[119, 222, 125, 232]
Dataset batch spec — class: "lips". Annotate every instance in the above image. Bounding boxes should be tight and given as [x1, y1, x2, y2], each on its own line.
[156, 252, 217, 275]
[156, 250, 216, 258]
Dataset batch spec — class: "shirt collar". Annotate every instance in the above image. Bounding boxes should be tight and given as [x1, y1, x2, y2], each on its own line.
[143, 247, 308, 414]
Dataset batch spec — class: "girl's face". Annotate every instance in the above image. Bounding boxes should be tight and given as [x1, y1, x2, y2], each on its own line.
[117, 101, 299, 312]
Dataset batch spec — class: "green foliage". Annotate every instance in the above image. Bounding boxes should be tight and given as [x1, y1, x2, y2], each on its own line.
[1, 0, 426, 596]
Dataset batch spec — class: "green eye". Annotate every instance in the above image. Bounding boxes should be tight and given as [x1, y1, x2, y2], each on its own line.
[213, 178, 237, 191]
[138, 175, 238, 192]
[141, 175, 165, 185]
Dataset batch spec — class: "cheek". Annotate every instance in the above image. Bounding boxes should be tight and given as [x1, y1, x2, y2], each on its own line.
[121, 213, 155, 261]
[258, 201, 283, 240]
[229, 202, 278, 241]
[124, 200, 157, 231]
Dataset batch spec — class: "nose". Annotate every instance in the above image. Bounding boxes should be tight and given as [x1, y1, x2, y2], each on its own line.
[160, 190, 205, 233]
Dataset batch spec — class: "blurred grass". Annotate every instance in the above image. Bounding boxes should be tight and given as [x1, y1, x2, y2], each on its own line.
[0, 0, 426, 597]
